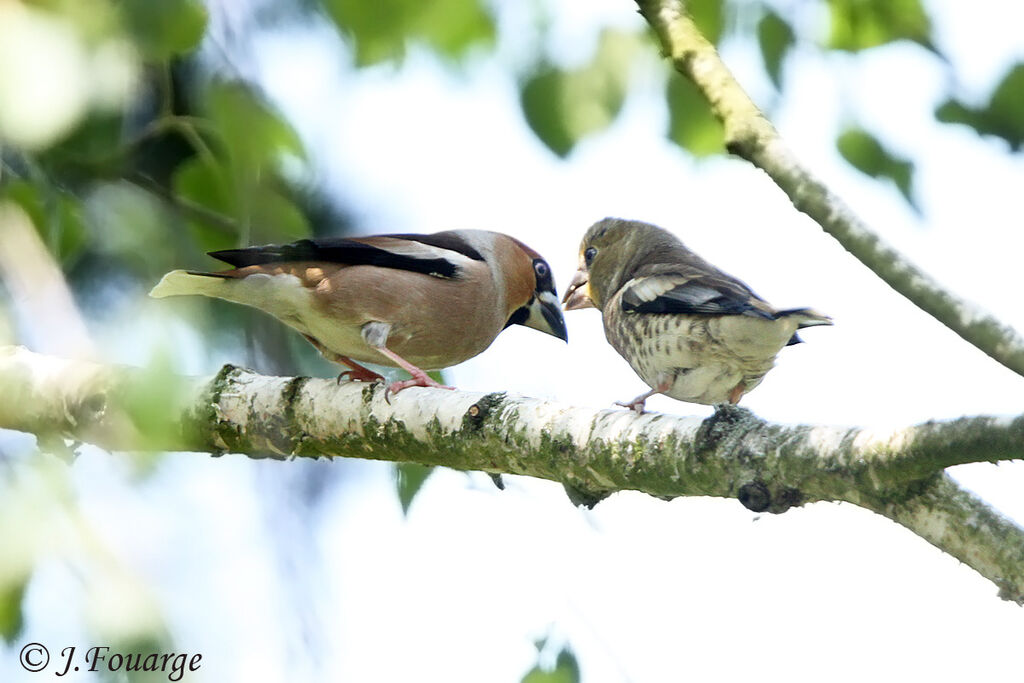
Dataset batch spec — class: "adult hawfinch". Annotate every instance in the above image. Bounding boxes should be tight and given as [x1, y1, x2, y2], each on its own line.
[151, 230, 568, 395]
[562, 218, 831, 411]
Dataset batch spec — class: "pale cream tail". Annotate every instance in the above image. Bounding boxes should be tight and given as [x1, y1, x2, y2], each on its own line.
[150, 269, 312, 321]
[149, 270, 230, 299]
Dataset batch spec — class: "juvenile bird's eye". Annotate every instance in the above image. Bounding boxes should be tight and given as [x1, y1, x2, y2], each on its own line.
[584, 247, 597, 266]
[534, 261, 549, 278]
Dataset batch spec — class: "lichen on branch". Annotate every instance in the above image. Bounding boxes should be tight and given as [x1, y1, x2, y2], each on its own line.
[1, 346, 1023, 602]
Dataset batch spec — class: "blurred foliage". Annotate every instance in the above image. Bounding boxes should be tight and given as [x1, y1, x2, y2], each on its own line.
[171, 81, 310, 251]
[757, 9, 795, 90]
[0, 458, 170, 651]
[395, 463, 434, 515]
[120, 0, 208, 60]
[505, 0, 1024, 223]
[936, 62, 1024, 151]
[520, 30, 637, 157]
[667, 75, 724, 157]
[319, 0, 495, 65]
[837, 127, 917, 210]
[826, 0, 934, 53]
[0, 0, 328, 658]
[687, 0, 725, 45]
[2, 180, 88, 268]
[522, 637, 580, 683]
[0, 579, 27, 641]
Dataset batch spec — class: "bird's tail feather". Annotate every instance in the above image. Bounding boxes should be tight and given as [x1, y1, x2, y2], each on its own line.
[149, 270, 232, 299]
[775, 307, 833, 329]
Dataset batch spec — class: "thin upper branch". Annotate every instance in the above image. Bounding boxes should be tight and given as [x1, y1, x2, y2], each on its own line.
[0, 346, 1022, 602]
[854, 475, 1024, 603]
[634, 0, 1024, 379]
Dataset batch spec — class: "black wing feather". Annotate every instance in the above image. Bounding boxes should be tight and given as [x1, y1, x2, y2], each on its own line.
[621, 280, 774, 320]
[209, 236, 466, 279]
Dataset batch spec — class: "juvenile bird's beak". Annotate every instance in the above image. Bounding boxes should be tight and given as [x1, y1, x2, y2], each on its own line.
[562, 269, 594, 311]
[522, 290, 569, 342]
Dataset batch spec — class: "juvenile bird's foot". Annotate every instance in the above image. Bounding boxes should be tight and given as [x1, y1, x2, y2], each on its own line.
[384, 372, 455, 403]
[615, 395, 651, 414]
[615, 381, 671, 414]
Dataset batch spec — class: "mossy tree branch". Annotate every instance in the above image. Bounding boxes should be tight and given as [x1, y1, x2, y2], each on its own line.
[1, 346, 1022, 602]
[634, 0, 1024, 378]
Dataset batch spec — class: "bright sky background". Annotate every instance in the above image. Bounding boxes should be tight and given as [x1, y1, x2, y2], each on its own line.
[5, 1, 1024, 682]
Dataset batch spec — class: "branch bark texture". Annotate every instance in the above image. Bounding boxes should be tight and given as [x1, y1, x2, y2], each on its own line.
[1, 346, 1022, 602]
[634, 0, 1024, 379]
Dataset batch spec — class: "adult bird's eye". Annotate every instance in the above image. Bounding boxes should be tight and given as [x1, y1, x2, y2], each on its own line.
[534, 261, 549, 278]
[584, 247, 597, 266]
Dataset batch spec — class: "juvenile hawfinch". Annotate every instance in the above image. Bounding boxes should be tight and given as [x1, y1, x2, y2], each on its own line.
[562, 218, 831, 411]
[151, 230, 568, 395]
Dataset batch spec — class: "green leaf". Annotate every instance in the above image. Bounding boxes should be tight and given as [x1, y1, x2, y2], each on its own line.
[53, 195, 88, 265]
[666, 76, 723, 157]
[520, 30, 636, 157]
[520, 69, 574, 157]
[836, 127, 917, 209]
[170, 84, 309, 248]
[168, 184, 236, 259]
[2, 181, 88, 267]
[936, 62, 1024, 151]
[205, 83, 305, 172]
[395, 463, 434, 516]
[119, 0, 208, 60]
[320, 0, 494, 66]
[412, 0, 495, 58]
[687, 0, 725, 45]
[0, 578, 27, 642]
[248, 184, 312, 245]
[757, 10, 795, 89]
[118, 359, 188, 451]
[521, 648, 580, 683]
[826, 0, 934, 53]
[171, 156, 235, 249]
[172, 156, 310, 251]
[84, 181, 178, 269]
[37, 113, 126, 180]
[320, 0, 409, 65]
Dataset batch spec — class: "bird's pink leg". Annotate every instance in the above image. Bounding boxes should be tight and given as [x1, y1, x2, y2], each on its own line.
[615, 381, 671, 414]
[373, 346, 454, 400]
[302, 334, 386, 384]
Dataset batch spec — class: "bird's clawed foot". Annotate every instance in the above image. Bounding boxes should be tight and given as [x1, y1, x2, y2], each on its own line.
[615, 396, 650, 414]
[615, 381, 671, 414]
[371, 344, 455, 403]
[384, 371, 454, 404]
[336, 358, 386, 385]
[337, 367, 386, 384]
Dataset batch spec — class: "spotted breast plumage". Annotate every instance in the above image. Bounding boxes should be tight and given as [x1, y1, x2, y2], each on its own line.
[562, 217, 831, 411]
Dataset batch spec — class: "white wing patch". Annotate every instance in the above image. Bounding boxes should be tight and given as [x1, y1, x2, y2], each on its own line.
[623, 275, 689, 302]
[369, 237, 481, 271]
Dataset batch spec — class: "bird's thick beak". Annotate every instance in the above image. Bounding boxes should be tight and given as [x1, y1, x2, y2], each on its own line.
[522, 290, 569, 342]
[561, 269, 594, 311]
